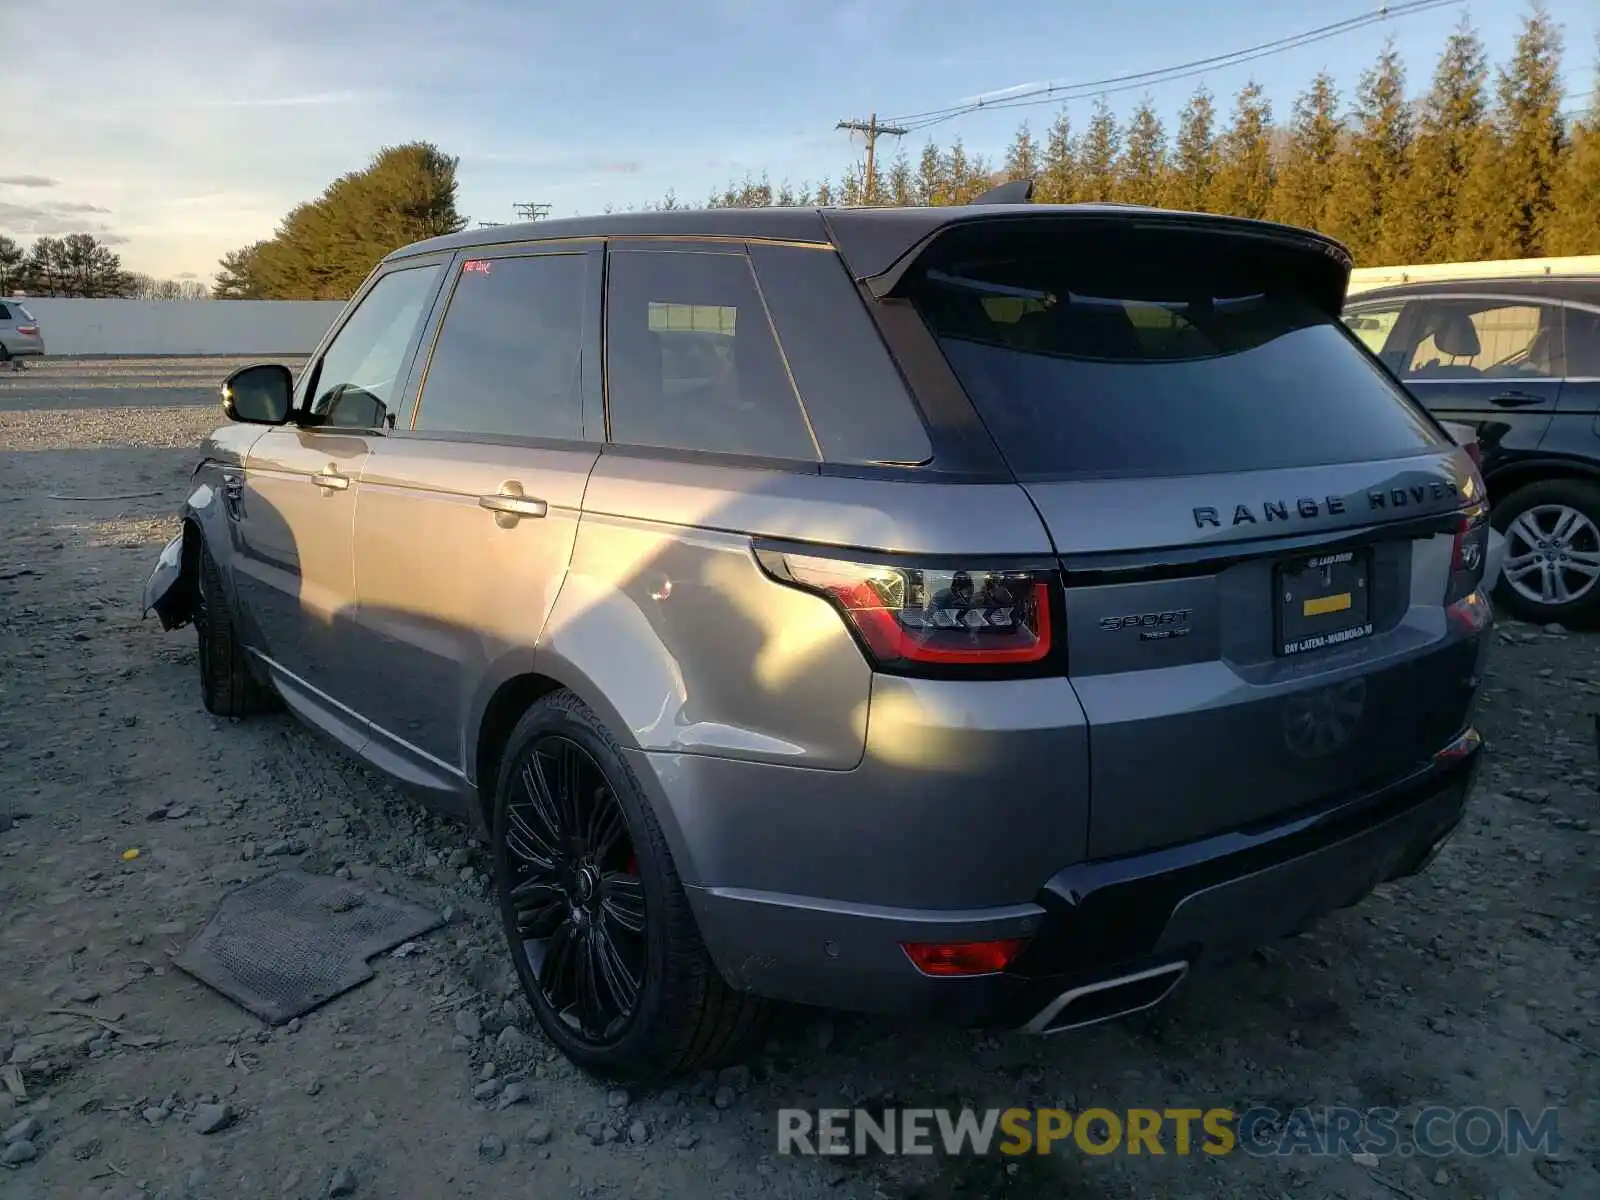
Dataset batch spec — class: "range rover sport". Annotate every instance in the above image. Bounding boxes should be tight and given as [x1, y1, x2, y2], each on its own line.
[144, 193, 1491, 1081]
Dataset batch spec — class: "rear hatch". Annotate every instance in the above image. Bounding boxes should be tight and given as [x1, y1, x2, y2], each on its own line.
[902, 214, 1489, 859]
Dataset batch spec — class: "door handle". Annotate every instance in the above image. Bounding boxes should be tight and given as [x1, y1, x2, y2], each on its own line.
[1489, 391, 1545, 409]
[479, 482, 548, 525]
[312, 469, 350, 491]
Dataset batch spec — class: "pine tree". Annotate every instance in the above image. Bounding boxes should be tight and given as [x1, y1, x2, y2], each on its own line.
[1164, 86, 1218, 211]
[1547, 41, 1600, 253]
[1077, 98, 1122, 201]
[886, 153, 918, 206]
[1004, 123, 1041, 184]
[1208, 81, 1274, 219]
[1269, 73, 1341, 233]
[1492, 4, 1566, 257]
[943, 138, 995, 203]
[1324, 45, 1412, 263]
[216, 142, 465, 300]
[1117, 100, 1167, 205]
[1389, 19, 1490, 263]
[1038, 109, 1078, 203]
[916, 141, 948, 205]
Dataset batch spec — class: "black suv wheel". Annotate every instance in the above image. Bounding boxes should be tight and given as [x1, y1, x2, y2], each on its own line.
[491, 691, 767, 1081]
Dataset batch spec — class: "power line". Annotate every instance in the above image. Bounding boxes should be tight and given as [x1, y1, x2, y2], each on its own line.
[835, 114, 909, 203]
[513, 202, 552, 222]
[882, 0, 1463, 134]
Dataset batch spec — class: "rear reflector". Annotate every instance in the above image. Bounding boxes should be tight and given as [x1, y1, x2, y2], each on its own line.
[755, 548, 1054, 672]
[901, 938, 1030, 977]
[1446, 589, 1492, 635]
[1434, 726, 1482, 762]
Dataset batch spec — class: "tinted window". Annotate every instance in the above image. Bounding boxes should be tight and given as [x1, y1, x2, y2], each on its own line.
[1567, 306, 1600, 377]
[308, 264, 443, 429]
[0, 304, 10, 320]
[908, 229, 1442, 479]
[414, 253, 587, 439]
[748, 244, 932, 465]
[1402, 299, 1560, 381]
[605, 249, 818, 460]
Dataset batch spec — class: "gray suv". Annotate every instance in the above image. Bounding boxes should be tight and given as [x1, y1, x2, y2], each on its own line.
[144, 198, 1492, 1081]
[0, 299, 44, 364]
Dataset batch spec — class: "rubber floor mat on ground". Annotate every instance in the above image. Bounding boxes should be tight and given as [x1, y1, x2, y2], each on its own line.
[175, 869, 444, 1025]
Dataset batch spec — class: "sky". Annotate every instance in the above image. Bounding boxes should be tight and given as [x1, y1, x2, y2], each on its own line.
[1, 0, 1596, 283]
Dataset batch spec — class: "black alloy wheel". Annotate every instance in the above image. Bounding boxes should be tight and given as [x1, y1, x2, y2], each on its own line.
[500, 733, 646, 1046]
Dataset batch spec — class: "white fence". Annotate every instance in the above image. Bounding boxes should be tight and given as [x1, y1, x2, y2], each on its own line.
[1348, 255, 1600, 295]
[11, 298, 345, 357]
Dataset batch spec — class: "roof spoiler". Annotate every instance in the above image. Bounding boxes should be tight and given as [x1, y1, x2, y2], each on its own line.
[969, 178, 1033, 205]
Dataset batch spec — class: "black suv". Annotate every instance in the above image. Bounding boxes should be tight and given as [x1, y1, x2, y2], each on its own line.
[1344, 276, 1600, 624]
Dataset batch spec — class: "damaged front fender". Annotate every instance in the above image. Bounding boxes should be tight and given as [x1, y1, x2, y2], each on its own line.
[144, 531, 196, 630]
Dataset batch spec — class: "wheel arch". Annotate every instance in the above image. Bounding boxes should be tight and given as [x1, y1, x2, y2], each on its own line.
[1485, 457, 1600, 509]
[469, 660, 703, 886]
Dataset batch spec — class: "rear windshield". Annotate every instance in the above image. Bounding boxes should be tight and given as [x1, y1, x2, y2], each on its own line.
[907, 225, 1445, 479]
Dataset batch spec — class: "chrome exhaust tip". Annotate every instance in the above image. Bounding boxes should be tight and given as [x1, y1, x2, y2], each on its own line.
[1021, 961, 1190, 1035]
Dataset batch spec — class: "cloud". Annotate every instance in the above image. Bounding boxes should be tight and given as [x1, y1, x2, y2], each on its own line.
[0, 200, 122, 239]
[596, 161, 642, 175]
[958, 81, 1050, 106]
[195, 89, 392, 109]
[0, 175, 60, 188]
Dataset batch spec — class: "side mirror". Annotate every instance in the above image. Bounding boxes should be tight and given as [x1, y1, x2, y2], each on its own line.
[221, 364, 293, 425]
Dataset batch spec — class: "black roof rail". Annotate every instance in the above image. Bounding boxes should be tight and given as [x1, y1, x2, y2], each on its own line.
[969, 178, 1033, 205]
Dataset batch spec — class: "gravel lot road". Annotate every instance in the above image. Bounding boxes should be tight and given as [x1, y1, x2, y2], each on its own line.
[0, 360, 1596, 1200]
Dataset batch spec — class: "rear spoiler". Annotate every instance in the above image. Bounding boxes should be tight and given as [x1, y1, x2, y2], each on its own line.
[826, 204, 1355, 315]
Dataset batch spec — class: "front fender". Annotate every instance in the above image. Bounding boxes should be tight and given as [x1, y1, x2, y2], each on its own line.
[143, 533, 192, 629]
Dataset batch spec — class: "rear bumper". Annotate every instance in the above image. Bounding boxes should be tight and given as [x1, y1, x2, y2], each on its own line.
[683, 731, 1480, 1028]
[2, 335, 44, 357]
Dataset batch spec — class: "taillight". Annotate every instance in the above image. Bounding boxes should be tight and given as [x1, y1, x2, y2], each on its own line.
[16, 325, 38, 336]
[1446, 506, 1489, 607]
[755, 547, 1056, 674]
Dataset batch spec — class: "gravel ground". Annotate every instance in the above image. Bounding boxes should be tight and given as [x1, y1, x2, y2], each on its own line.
[0, 359, 1596, 1200]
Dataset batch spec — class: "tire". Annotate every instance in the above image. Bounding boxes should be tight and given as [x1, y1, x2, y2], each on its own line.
[195, 539, 279, 717]
[491, 690, 768, 1082]
[1490, 477, 1600, 627]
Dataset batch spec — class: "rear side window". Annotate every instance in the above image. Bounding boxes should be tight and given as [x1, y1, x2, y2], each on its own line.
[1401, 299, 1561, 381]
[415, 253, 587, 440]
[605, 249, 819, 461]
[0, 304, 10, 320]
[907, 225, 1444, 479]
[1567, 306, 1600, 377]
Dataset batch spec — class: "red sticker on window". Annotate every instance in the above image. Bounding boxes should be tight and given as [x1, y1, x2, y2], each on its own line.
[463, 259, 492, 275]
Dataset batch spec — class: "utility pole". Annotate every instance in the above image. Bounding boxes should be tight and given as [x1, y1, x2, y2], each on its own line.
[513, 202, 553, 223]
[835, 113, 908, 204]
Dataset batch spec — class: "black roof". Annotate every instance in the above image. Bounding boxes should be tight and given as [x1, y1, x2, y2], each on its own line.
[389, 202, 1354, 293]
[1350, 275, 1600, 306]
